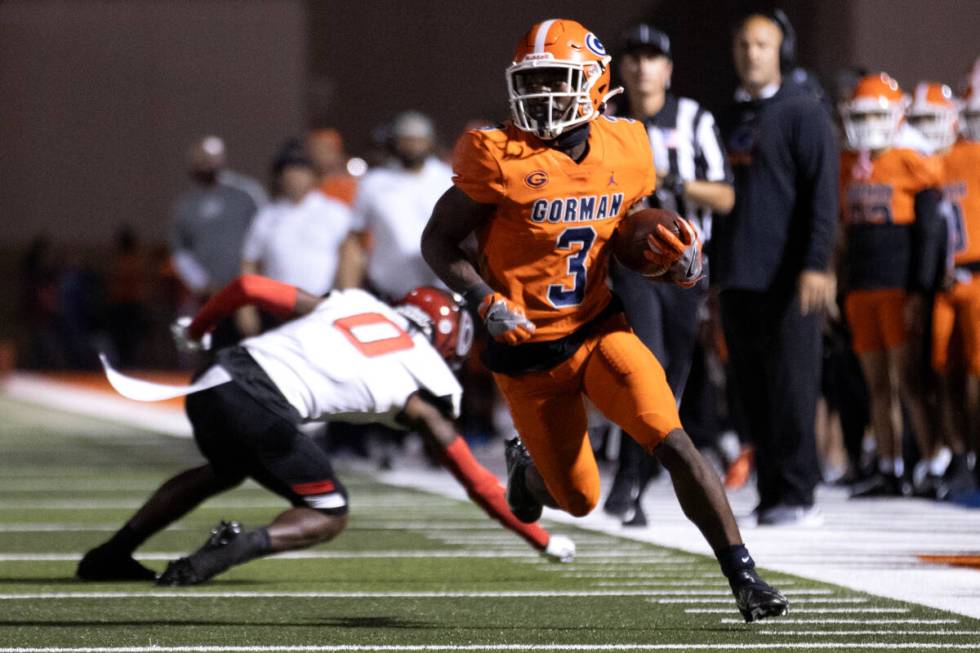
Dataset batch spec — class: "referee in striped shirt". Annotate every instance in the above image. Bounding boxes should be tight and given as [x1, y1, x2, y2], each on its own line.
[605, 24, 735, 525]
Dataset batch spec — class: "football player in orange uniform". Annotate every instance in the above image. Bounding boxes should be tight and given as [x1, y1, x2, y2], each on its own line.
[421, 18, 787, 623]
[838, 74, 946, 497]
[931, 73, 980, 496]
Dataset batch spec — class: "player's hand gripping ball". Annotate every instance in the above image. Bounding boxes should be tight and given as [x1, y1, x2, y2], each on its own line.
[612, 208, 693, 277]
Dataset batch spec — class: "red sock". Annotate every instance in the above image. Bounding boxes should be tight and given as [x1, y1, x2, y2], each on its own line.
[440, 436, 549, 550]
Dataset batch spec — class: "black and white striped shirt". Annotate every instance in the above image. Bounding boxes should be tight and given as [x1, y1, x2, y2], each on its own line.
[631, 95, 732, 243]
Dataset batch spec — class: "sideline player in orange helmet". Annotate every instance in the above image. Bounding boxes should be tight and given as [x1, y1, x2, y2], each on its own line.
[838, 73, 946, 497]
[931, 67, 980, 497]
[421, 18, 788, 622]
[907, 82, 959, 155]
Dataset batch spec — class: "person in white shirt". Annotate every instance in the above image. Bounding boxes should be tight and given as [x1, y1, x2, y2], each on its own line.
[341, 112, 453, 300]
[77, 275, 575, 585]
[239, 139, 355, 335]
[242, 139, 353, 295]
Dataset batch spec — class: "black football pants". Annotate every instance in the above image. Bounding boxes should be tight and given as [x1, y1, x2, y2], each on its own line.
[720, 288, 822, 510]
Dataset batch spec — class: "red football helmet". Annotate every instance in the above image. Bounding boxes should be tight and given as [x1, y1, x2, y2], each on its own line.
[507, 18, 621, 140]
[396, 287, 474, 367]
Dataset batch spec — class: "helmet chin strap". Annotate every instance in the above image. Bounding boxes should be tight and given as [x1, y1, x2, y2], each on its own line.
[550, 122, 590, 148]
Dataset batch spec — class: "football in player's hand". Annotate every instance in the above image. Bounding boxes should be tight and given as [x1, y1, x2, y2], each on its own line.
[611, 208, 684, 276]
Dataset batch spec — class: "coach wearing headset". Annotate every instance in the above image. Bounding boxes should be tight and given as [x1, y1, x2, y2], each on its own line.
[713, 10, 838, 526]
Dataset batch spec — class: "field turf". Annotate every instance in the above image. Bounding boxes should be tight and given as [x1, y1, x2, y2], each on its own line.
[1, 395, 978, 651]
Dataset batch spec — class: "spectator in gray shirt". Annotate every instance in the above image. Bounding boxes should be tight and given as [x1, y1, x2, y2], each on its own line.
[170, 135, 267, 299]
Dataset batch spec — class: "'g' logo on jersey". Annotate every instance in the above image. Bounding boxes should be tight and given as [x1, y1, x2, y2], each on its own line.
[585, 33, 606, 56]
[524, 170, 549, 189]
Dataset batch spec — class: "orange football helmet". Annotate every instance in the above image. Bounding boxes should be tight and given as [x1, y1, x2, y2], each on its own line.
[840, 73, 906, 151]
[506, 19, 621, 140]
[395, 287, 473, 368]
[907, 82, 958, 152]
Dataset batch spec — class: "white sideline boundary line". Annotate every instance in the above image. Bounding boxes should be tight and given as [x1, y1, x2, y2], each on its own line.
[0, 373, 191, 438]
[1, 643, 980, 652]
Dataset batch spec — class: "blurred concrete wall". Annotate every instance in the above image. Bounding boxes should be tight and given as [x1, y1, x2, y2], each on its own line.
[0, 0, 306, 247]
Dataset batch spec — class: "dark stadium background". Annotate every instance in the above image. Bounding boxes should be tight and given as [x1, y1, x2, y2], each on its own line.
[0, 0, 976, 334]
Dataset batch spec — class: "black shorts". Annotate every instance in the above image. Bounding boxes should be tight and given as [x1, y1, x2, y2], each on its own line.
[185, 351, 348, 516]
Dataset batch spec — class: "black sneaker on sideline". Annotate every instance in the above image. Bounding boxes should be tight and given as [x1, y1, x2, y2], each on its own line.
[850, 473, 911, 498]
[730, 569, 789, 622]
[504, 438, 543, 523]
[76, 544, 156, 581]
[603, 473, 639, 517]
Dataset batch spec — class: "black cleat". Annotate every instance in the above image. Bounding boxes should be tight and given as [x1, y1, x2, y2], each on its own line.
[156, 520, 243, 587]
[76, 544, 156, 582]
[505, 437, 543, 523]
[731, 569, 789, 622]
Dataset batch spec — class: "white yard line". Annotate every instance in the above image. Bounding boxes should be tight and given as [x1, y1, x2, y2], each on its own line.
[718, 618, 960, 625]
[686, 607, 907, 614]
[0, 589, 835, 601]
[651, 598, 869, 604]
[1, 643, 980, 652]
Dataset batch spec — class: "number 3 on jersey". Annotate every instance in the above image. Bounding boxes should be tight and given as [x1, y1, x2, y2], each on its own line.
[547, 226, 596, 307]
[334, 313, 414, 357]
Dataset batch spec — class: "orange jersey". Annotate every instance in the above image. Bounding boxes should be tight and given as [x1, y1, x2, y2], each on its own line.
[319, 174, 358, 206]
[452, 117, 655, 341]
[839, 148, 943, 226]
[942, 140, 980, 264]
[840, 147, 943, 290]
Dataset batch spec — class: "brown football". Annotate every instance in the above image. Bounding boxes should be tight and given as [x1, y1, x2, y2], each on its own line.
[611, 208, 683, 275]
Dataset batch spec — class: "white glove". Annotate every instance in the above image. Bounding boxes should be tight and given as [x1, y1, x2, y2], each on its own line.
[479, 293, 536, 345]
[543, 534, 576, 563]
[170, 316, 211, 352]
[667, 218, 703, 288]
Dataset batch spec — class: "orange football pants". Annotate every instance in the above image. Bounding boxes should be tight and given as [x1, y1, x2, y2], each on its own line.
[932, 276, 980, 376]
[844, 288, 908, 354]
[493, 313, 682, 517]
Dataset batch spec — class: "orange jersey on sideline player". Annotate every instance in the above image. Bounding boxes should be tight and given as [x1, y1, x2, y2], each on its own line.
[839, 147, 943, 290]
[840, 147, 942, 354]
[942, 140, 980, 266]
[933, 139, 980, 375]
[452, 116, 655, 341]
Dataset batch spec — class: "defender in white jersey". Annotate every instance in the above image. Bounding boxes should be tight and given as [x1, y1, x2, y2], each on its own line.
[77, 275, 573, 586]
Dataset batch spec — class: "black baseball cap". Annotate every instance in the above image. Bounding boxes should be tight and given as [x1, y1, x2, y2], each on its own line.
[272, 138, 313, 175]
[620, 23, 672, 59]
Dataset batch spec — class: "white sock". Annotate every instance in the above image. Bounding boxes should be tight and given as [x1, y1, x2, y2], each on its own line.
[892, 457, 905, 478]
[879, 458, 894, 475]
[930, 448, 952, 476]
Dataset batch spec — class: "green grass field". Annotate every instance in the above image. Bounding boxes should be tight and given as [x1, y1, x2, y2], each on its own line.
[1, 394, 978, 652]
